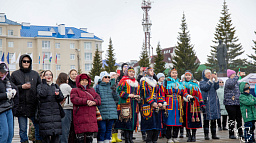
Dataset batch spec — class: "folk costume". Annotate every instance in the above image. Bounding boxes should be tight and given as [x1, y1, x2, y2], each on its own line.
[163, 68, 188, 143]
[182, 71, 205, 142]
[115, 67, 140, 143]
[140, 67, 164, 143]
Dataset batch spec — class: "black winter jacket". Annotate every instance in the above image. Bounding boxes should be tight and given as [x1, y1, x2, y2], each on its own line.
[10, 54, 41, 117]
[0, 77, 18, 114]
[37, 81, 64, 136]
[68, 78, 76, 88]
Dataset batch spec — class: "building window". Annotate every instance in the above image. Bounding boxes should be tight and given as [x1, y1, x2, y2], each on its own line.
[42, 41, 50, 49]
[27, 42, 32, 48]
[70, 65, 75, 70]
[70, 43, 75, 49]
[8, 30, 13, 36]
[85, 53, 92, 61]
[0, 27, 2, 35]
[0, 51, 2, 58]
[43, 52, 50, 60]
[0, 39, 2, 48]
[84, 42, 92, 50]
[57, 53, 60, 60]
[70, 54, 75, 60]
[55, 43, 60, 49]
[56, 65, 61, 70]
[43, 64, 51, 70]
[8, 42, 14, 47]
[85, 64, 92, 71]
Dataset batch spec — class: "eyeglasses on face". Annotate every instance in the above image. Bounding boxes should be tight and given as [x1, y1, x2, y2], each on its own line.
[104, 76, 110, 79]
[219, 82, 224, 83]
[22, 60, 31, 63]
[45, 74, 52, 77]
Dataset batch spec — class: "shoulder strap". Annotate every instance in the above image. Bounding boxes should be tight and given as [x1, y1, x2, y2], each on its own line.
[84, 90, 95, 100]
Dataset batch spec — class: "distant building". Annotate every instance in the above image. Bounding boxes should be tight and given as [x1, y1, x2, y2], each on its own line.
[0, 13, 103, 78]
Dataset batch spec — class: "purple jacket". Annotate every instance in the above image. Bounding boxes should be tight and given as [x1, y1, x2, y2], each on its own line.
[224, 76, 240, 105]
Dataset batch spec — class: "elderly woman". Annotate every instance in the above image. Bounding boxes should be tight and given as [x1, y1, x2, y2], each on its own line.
[163, 68, 188, 143]
[71, 73, 101, 143]
[37, 70, 64, 143]
[140, 67, 164, 143]
[96, 71, 119, 143]
[199, 69, 220, 140]
[224, 69, 242, 139]
[115, 67, 140, 143]
[182, 70, 205, 142]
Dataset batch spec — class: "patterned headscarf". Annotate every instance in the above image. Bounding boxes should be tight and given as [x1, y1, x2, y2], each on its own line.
[143, 67, 154, 80]
[124, 67, 135, 79]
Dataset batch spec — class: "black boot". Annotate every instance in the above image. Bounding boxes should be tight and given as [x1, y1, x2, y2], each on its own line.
[186, 129, 192, 142]
[142, 131, 146, 141]
[124, 130, 130, 143]
[129, 131, 134, 143]
[211, 127, 220, 139]
[152, 130, 159, 143]
[76, 133, 85, 143]
[86, 135, 93, 143]
[191, 129, 196, 142]
[121, 130, 125, 140]
[146, 130, 153, 143]
[179, 127, 184, 138]
[204, 128, 210, 140]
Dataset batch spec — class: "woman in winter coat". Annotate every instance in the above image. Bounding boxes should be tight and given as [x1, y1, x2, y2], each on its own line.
[96, 71, 119, 143]
[57, 73, 73, 143]
[37, 70, 64, 143]
[224, 69, 243, 139]
[71, 73, 101, 143]
[199, 69, 220, 140]
[182, 71, 205, 142]
[0, 62, 17, 143]
[216, 79, 228, 131]
[163, 68, 188, 143]
[140, 67, 164, 143]
[115, 67, 140, 143]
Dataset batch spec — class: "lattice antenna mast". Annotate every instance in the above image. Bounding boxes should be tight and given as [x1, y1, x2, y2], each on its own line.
[141, 0, 152, 57]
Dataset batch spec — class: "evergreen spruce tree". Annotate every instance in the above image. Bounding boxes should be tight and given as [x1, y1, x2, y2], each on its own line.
[247, 31, 256, 73]
[154, 42, 165, 74]
[173, 13, 199, 75]
[105, 38, 117, 73]
[206, 0, 244, 69]
[139, 44, 150, 68]
[89, 47, 102, 82]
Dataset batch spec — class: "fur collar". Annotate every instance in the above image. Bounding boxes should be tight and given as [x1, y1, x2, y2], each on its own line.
[125, 79, 139, 87]
[140, 77, 157, 87]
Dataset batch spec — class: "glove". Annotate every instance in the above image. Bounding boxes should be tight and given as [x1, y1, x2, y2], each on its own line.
[6, 92, 12, 100]
[11, 89, 17, 98]
[201, 106, 206, 113]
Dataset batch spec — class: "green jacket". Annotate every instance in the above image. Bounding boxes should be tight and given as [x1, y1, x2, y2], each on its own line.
[239, 82, 256, 122]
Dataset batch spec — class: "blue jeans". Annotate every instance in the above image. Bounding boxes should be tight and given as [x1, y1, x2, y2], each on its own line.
[18, 116, 41, 142]
[244, 121, 255, 143]
[97, 119, 115, 141]
[0, 109, 14, 143]
[60, 109, 72, 143]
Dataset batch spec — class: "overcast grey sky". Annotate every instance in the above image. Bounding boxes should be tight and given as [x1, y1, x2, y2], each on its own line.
[1, 0, 256, 64]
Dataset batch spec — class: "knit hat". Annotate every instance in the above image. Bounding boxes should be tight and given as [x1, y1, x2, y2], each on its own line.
[227, 69, 236, 78]
[157, 73, 165, 80]
[80, 74, 88, 80]
[110, 72, 116, 77]
[204, 69, 211, 75]
[100, 71, 110, 80]
[181, 74, 185, 80]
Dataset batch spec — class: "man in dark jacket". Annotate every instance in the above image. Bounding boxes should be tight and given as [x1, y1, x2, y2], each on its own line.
[11, 54, 42, 143]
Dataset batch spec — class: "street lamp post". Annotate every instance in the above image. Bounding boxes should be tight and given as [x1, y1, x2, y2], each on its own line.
[75, 49, 81, 74]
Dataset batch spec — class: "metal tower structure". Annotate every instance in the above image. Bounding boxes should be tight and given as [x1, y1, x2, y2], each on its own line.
[141, 0, 152, 57]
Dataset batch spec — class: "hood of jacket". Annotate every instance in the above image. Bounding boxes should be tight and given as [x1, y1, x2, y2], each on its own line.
[75, 74, 91, 90]
[19, 54, 32, 73]
[239, 82, 249, 94]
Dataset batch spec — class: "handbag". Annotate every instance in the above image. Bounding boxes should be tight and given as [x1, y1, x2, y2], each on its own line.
[84, 90, 102, 121]
[119, 102, 132, 122]
[59, 103, 65, 118]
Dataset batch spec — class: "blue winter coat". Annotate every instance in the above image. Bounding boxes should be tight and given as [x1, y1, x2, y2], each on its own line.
[95, 80, 118, 120]
[224, 76, 240, 105]
[199, 70, 221, 120]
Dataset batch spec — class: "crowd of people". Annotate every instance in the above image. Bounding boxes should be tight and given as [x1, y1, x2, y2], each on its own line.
[0, 54, 256, 143]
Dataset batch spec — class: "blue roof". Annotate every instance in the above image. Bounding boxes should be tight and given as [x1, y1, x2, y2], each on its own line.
[0, 15, 21, 25]
[20, 25, 102, 40]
